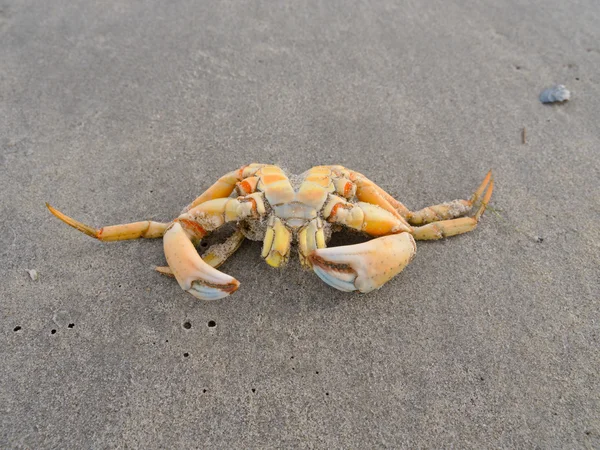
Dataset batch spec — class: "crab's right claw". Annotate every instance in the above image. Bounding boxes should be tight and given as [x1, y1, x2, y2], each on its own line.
[308, 233, 417, 293]
[163, 222, 239, 300]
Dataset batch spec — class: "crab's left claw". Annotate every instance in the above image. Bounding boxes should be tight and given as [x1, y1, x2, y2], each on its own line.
[308, 233, 416, 293]
[163, 222, 239, 300]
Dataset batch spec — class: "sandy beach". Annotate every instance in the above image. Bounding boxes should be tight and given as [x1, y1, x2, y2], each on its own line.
[1, 0, 599, 447]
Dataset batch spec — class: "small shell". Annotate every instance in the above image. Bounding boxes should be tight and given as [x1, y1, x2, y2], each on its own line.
[539, 85, 570, 103]
[26, 269, 39, 281]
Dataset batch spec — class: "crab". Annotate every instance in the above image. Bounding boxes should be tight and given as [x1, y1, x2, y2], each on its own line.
[47, 164, 493, 300]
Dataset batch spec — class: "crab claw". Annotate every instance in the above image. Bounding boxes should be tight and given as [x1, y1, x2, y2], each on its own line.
[308, 233, 416, 293]
[163, 222, 239, 300]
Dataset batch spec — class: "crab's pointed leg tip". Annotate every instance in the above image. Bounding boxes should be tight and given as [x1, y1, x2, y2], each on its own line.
[486, 179, 495, 199]
[46, 203, 64, 216]
[46, 202, 57, 215]
[46, 203, 64, 222]
[45, 203, 99, 238]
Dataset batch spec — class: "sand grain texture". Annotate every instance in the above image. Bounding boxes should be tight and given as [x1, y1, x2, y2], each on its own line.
[1, 0, 599, 448]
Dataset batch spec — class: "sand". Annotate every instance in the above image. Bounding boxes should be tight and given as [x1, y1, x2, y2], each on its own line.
[1, 0, 599, 447]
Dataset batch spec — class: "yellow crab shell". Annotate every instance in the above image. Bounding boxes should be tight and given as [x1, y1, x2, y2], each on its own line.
[47, 164, 493, 300]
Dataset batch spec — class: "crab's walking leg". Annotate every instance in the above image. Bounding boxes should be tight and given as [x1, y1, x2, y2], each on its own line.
[341, 168, 412, 220]
[411, 178, 494, 240]
[343, 169, 493, 227]
[46, 203, 169, 241]
[406, 171, 493, 225]
[308, 196, 415, 292]
[298, 218, 327, 268]
[200, 230, 246, 268]
[184, 163, 267, 210]
[323, 196, 412, 236]
[164, 194, 265, 300]
[261, 217, 292, 267]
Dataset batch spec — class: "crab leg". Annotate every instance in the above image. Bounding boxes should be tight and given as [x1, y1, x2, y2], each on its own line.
[411, 178, 494, 240]
[343, 169, 493, 227]
[297, 218, 327, 268]
[45, 165, 266, 239]
[200, 230, 246, 268]
[406, 171, 493, 225]
[164, 195, 264, 300]
[323, 196, 412, 236]
[46, 203, 169, 241]
[342, 169, 412, 219]
[184, 163, 267, 211]
[309, 233, 416, 293]
[261, 217, 292, 267]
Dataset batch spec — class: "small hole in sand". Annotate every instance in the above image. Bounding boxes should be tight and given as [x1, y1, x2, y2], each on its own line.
[183, 352, 189, 358]
[183, 321, 192, 329]
[51, 329, 57, 335]
[14, 326, 21, 332]
[208, 320, 216, 328]
[68, 323, 75, 328]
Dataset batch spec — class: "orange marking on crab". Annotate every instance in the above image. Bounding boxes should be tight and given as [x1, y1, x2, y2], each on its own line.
[306, 176, 331, 188]
[258, 166, 286, 176]
[240, 180, 252, 192]
[343, 182, 353, 198]
[307, 166, 332, 175]
[305, 169, 333, 184]
[296, 183, 329, 205]
[362, 218, 399, 236]
[237, 177, 259, 195]
[327, 202, 349, 221]
[176, 218, 207, 239]
[263, 179, 295, 205]
[261, 173, 288, 185]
